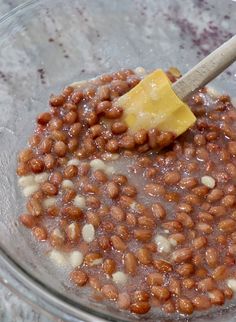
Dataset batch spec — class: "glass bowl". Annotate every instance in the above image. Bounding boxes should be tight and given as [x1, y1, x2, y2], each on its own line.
[0, 0, 236, 321]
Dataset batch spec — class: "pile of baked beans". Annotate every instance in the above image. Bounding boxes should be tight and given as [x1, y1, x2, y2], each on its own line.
[17, 67, 236, 316]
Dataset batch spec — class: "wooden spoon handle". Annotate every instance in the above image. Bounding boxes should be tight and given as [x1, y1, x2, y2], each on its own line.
[173, 35, 236, 101]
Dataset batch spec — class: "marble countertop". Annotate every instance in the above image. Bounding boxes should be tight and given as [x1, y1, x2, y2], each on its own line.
[0, 3, 55, 322]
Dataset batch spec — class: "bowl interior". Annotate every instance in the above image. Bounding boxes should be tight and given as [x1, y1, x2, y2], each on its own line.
[0, 0, 236, 321]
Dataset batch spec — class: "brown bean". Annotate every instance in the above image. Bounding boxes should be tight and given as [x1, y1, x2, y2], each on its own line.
[130, 302, 150, 314]
[176, 212, 194, 228]
[192, 185, 209, 197]
[130, 291, 148, 305]
[103, 259, 116, 275]
[62, 206, 82, 220]
[179, 177, 198, 189]
[212, 265, 228, 280]
[101, 284, 118, 300]
[70, 270, 88, 286]
[136, 248, 152, 265]
[66, 222, 80, 241]
[124, 252, 137, 275]
[192, 295, 211, 310]
[218, 219, 236, 232]
[198, 277, 216, 291]
[138, 216, 156, 229]
[111, 121, 128, 134]
[44, 154, 56, 170]
[177, 203, 193, 214]
[41, 182, 58, 196]
[207, 189, 224, 203]
[228, 141, 236, 155]
[182, 278, 195, 289]
[63, 165, 78, 179]
[30, 158, 44, 173]
[163, 171, 181, 184]
[153, 259, 172, 273]
[116, 225, 129, 240]
[151, 286, 170, 301]
[117, 292, 131, 310]
[169, 233, 186, 244]
[176, 263, 194, 277]
[122, 185, 137, 197]
[134, 229, 152, 242]
[32, 226, 47, 241]
[144, 184, 165, 196]
[84, 253, 102, 266]
[49, 228, 65, 247]
[178, 297, 194, 315]
[106, 182, 119, 199]
[110, 206, 125, 222]
[172, 248, 192, 263]
[209, 289, 225, 305]
[162, 221, 183, 232]
[89, 276, 102, 291]
[19, 213, 37, 228]
[223, 287, 233, 300]
[49, 94, 65, 107]
[193, 236, 207, 250]
[98, 236, 110, 250]
[196, 222, 213, 234]
[134, 129, 148, 145]
[27, 198, 42, 217]
[146, 273, 164, 286]
[110, 235, 126, 251]
[54, 141, 67, 157]
[197, 211, 213, 222]
[151, 203, 166, 219]
[169, 278, 181, 296]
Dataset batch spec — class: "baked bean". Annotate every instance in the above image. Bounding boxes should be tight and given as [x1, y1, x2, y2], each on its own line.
[151, 286, 170, 302]
[198, 277, 216, 291]
[70, 270, 88, 286]
[169, 278, 181, 296]
[153, 260, 172, 273]
[110, 235, 126, 251]
[19, 213, 37, 228]
[192, 295, 211, 310]
[118, 293, 131, 310]
[64, 165, 78, 178]
[133, 290, 149, 302]
[103, 259, 116, 275]
[218, 219, 236, 233]
[124, 252, 137, 275]
[176, 263, 194, 277]
[196, 222, 213, 234]
[192, 185, 209, 197]
[212, 265, 228, 280]
[106, 182, 119, 199]
[134, 229, 152, 242]
[178, 297, 194, 315]
[182, 278, 195, 289]
[138, 216, 155, 229]
[207, 189, 224, 202]
[223, 287, 233, 300]
[151, 203, 166, 219]
[136, 248, 152, 265]
[54, 141, 67, 157]
[134, 129, 148, 145]
[221, 195, 236, 207]
[163, 171, 181, 184]
[209, 206, 226, 217]
[98, 236, 110, 250]
[105, 106, 123, 119]
[216, 234, 227, 245]
[179, 177, 198, 189]
[44, 154, 56, 170]
[144, 183, 166, 196]
[183, 194, 201, 205]
[228, 141, 236, 155]
[41, 182, 58, 196]
[146, 273, 164, 286]
[110, 206, 125, 222]
[193, 236, 207, 249]
[116, 225, 129, 240]
[126, 213, 137, 226]
[169, 233, 186, 244]
[197, 212, 213, 222]
[176, 212, 194, 228]
[32, 226, 47, 241]
[49, 228, 65, 247]
[101, 284, 118, 300]
[111, 121, 127, 134]
[30, 158, 44, 173]
[62, 206, 82, 220]
[162, 221, 183, 232]
[209, 289, 225, 305]
[130, 302, 150, 314]
[172, 248, 192, 263]
[49, 94, 65, 107]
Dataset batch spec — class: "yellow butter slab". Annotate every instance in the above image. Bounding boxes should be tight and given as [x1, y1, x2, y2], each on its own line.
[117, 69, 196, 136]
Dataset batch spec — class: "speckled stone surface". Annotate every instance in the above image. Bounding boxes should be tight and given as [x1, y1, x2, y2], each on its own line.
[0, 2, 56, 321]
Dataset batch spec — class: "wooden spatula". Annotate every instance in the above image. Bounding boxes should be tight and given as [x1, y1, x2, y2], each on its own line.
[117, 35, 236, 137]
